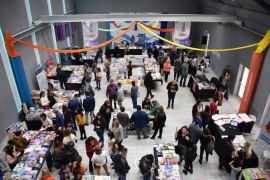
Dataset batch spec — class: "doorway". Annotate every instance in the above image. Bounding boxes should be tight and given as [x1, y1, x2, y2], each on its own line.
[238, 67, 249, 98]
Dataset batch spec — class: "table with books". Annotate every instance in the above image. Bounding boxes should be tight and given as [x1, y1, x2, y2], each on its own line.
[144, 58, 163, 88]
[82, 174, 111, 180]
[153, 144, 181, 180]
[124, 55, 147, 68]
[240, 168, 270, 180]
[9, 130, 55, 180]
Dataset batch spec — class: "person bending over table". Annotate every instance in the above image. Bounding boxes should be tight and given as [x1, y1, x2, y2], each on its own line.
[219, 134, 235, 173]
[139, 154, 155, 180]
[40, 113, 53, 131]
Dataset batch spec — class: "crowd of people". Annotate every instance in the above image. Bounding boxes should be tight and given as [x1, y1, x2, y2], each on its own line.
[1, 45, 242, 180]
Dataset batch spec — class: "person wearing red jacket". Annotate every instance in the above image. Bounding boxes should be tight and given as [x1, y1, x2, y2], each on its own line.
[85, 136, 99, 174]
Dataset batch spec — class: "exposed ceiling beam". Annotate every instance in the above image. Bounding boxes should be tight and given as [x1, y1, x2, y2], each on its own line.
[254, 0, 270, 13]
[39, 14, 236, 23]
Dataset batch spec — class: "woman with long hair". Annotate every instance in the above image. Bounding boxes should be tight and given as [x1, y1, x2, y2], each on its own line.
[112, 119, 123, 143]
[84, 63, 92, 89]
[163, 59, 172, 83]
[150, 105, 166, 139]
[39, 91, 50, 109]
[75, 108, 87, 140]
[144, 71, 154, 99]
[107, 131, 116, 150]
[199, 128, 214, 164]
[242, 141, 252, 169]
[99, 100, 113, 130]
[54, 140, 67, 166]
[40, 168, 54, 180]
[96, 67, 102, 90]
[85, 136, 99, 175]
[72, 156, 88, 179]
[5, 145, 18, 170]
[109, 140, 125, 167]
[93, 112, 106, 148]
[91, 146, 110, 176]
[229, 150, 244, 180]
[192, 100, 203, 117]
[175, 126, 190, 163]
[201, 105, 211, 129]
[47, 89, 57, 108]
[63, 128, 78, 150]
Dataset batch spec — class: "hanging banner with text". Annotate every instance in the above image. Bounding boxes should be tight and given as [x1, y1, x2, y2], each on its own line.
[174, 22, 191, 46]
[82, 22, 99, 46]
[258, 110, 270, 147]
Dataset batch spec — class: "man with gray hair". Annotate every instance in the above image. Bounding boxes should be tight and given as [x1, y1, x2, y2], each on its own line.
[113, 148, 130, 180]
[180, 58, 189, 87]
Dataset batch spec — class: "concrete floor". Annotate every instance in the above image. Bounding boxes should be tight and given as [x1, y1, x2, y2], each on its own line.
[0, 60, 266, 180]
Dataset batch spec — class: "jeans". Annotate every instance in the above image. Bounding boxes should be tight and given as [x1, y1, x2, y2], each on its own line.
[109, 95, 117, 109]
[123, 126, 127, 138]
[168, 93, 176, 107]
[118, 99, 123, 108]
[164, 71, 170, 82]
[96, 130, 105, 143]
[143, 172, 151, 180]
[136, 127, 147, 139]
[199, 145, 209, 161]
[116, 172, 127, 180]
[85, 111, 94, 124]
[131, 97, 137, 108]
[180, 74, 187, 87]
[174, 71, 181, 81]
[105, 117, 111, 130]
[106, 71, 110, 82]
[230, 168, 238, 180]
[148, 53, 152, 58]
[71, 113, 77, 130]
[146, 87, 153, 98]
[152, 126, 163, 138]
[89, 157, 94, 173]
[96, 80, 101, 89]
[79, 125, 86, 139]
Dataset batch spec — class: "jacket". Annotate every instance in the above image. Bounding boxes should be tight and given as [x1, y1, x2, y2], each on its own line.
[188, 123, 202, 144]
[68, 99, 82, 114]
[155, 114, 166, 128]
[185, 144, 197, 162]
[163, 63, 171, 72]
[91, 152, 107, 166]
[131, 110, 149, 128]
[139, 156, 152, 175]
[131, 86, 138, 98]
[83, 96, 95, 112]
[166, 82, 179, 95]
[192, 118, 203, 128]
[117, 112, 130, 127]
[55, 113, 65, 129]
[106, 83, 118, 97]
[210, 101, 218, 115]
[76, 114, 86, 126]
[114, 154, 130, 173]
[93, 118, 106, 131]
[174, 59, 182, 72]
[85, 138, 99, 158]
[148, 102, 159, 118]
[144, 76, 153, 89]
[99, 105, 113, 119]
[112, 125, 123, 142]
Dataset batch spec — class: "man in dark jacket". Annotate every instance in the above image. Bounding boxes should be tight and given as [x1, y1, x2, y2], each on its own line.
[99, 100, 113, 130]
[106, 79, 118, 109]
[219, 134, 235, 172]
[166, 80, 179, 109]
[188, 119, 202, 144]
[130, 105, 149, 140]
[83, 91, 95, 125]
[68, 94, 82, 130]
[139, 154, 154, 180]
[114, 148, 130, 180]
[56, 64, 68, 89]
[153, 46, 159, 61]
[131, 81, 138, 109]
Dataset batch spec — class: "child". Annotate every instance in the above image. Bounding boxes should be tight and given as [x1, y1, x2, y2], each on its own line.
[58, 165, 70, 180]
[183, 143, 197, 175]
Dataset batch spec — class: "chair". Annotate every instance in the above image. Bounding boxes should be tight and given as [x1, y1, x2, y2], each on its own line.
[136, 67, 144, 82]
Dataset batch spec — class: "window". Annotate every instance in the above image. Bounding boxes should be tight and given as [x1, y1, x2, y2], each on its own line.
[238, 67, 249, 98]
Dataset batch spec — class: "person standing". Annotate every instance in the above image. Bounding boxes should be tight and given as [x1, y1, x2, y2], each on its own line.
[114, 148, 130, 180]
[150, 105, 166, 139]
[139, 154, 154, 180]
[163, 59, 171, 83]
[117, 82, 124, 108]
[105, 46, 111, 60]
[92, 60, 97, 81]
[84, 63, 92, 90]
[153, 46, 159, 61]
[147, 45, 153, 58]
[144, 72, 154, 99]
[93, 113, 106, 148]
[199, 128, 214, 164]
[210, 98, 219, 115]
[96, 67, 102, 90]
[83, 91, 95, 125]
[75, 108, 87, 140]
[127, 61, 133, 79]
[112, 119, 123, 143]
[95, 47, 103, 63]
[63, 129, 78, 150]
[188, 119, 202, 144]
[182, 143, 197, 175]
[68, 94, 82, 130]
[229, 150, 244, 180]
[175, 126, 190, 163]
[117, 107, 130, 139]
[192, 100, 203, 117]
[166, 80, 178, 109]
[91, 146, 110, 176]
[131, 81, 138, 109]
[56, 64, 67, 90]
[40, 91, 50, 110]
[169, 46, 176, 66]
[130, 35, 135, 45]
[174, 59, 182, 82]
[99, 100, 113, 130]
[200, 105, 211, 129]
[192, 112, 203, 128]
[180, 58, 189, 87]
[130, 105, 149, 140]
[54, 109, 65, 130]
[219, 134, 235, 172]
[85, 136, 99, 175]
[47, 89, 57, 108]
[106, 79, 118, 109]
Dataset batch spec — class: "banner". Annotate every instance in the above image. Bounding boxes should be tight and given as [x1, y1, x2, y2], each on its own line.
[258, 110, 270, 147]
[35, 66, 48, 91]
[174, 22, 191, 46]
[83, 22, 99, 46]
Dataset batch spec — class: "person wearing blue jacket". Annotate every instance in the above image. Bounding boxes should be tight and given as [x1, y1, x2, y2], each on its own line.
[192, 112, 203, 128]
[130, 105, 149, 140]
[54, 109, 65, 129]
[68, 94, 82, 130]
[83, 91, 95, 125]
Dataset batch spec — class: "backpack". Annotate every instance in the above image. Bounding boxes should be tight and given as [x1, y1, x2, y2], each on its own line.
[206, 136, 215, 153]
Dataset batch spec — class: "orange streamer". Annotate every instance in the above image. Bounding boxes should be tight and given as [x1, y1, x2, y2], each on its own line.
[138, 21, 175, 32]
[5, 30, 21, 57]
[12, 23, 136, 53]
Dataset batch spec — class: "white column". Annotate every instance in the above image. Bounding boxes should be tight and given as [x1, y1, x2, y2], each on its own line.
[47, 0, 60, 63]
[24, 0, 41, 65]
[0, 28, 22, 111]
[62, 0, 71, 47]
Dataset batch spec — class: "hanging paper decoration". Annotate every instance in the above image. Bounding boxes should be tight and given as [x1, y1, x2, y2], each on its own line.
[54, 22, 77, 41]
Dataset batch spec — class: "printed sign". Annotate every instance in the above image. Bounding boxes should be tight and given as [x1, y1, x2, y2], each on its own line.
[82, 22, 99, 46]
[174, 22, 191, 46]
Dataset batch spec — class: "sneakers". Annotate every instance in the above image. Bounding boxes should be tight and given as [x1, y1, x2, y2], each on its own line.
[183, 169, 187, 175]
[151, 95, 154, 99]
[167, 106, 170, 109]
[157, 136, 161, 139]
[171, 106, 174, 109]
[188, 169, 193, 174]
[143, 136, 149, 139]
[150, 137, 155, 140]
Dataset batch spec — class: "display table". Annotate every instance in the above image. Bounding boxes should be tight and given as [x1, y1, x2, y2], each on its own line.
[82, 174, 111, 180]
[125, 55, 147, 68]
[153, 144, 181, 180]
[240, 168, 270, 180]
[187, 75, 216, 101]
[10, 130, 55, 179]
[144, 58, 163, 88]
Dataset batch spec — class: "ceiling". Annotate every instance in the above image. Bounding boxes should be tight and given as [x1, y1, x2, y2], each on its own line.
[209, 0, 270, 13]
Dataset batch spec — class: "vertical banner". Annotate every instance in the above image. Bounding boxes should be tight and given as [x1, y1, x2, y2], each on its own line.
[174, 22, 191, 46]
[82, 22, 99, 46]
[258, 109, 270, 147]
[35, 66, 48, 91]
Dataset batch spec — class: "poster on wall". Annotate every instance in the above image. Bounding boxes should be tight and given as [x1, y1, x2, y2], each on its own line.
[35, 66, 48, 90]
[82, 21, 99, 47]
[258, 110, 270, 147]
[174, 21, 191, 46]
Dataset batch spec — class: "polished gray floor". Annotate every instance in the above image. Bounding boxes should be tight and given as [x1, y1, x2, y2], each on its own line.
[0, 61, 266, 180]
